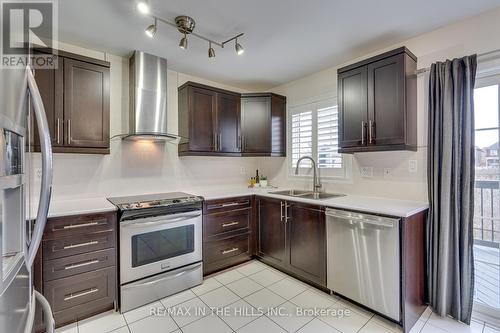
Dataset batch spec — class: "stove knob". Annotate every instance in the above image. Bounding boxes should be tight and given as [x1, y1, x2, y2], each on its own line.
[173, 199, 181, 203]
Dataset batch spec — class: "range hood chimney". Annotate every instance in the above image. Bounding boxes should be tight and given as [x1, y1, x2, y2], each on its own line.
[121, 51, 177, 141]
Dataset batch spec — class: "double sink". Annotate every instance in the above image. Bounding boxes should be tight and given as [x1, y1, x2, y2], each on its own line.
[269, 189, 345, 200]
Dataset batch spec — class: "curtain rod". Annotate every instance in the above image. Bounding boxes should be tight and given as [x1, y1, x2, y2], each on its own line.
[416, 48, 500, 75]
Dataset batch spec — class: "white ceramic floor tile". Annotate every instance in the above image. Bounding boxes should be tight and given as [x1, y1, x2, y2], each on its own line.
[236, 261, 267, 276]
[160, 289, 197, 308]
[335, 298, 373, 318]
[128, 314, 178, 333]
[290, 289, 335, 309]
[237, 315, 287, 333]
[296, 318, 341, 333]
[370, 316, 403, 333]
[359, 320, 394, 333]
[226, 277, 264, 297]
[55, 322, 78, 333]
[190, 277, 222, 296]
[420, 323, 449, 333]
[267, 278, 308, 300]
[244, 288, 286, 310]
[199, 286, 240, 308]
[485, 324, 500, 333]
[181, 314, 233, 333]
[78, 310, 127, 333]
[219, 299, 262, 331]
[318, 303, 371, 333]
[109, 327, 130, 333]
[213, 269, 245, 285]
[266, 301, 314, 332]
[123, 301, 164, 324]
[170, 297, 210, 327]
[249, 269, 285, 287]
[427, 312, 483, 333]
[408, 320, 426, 333]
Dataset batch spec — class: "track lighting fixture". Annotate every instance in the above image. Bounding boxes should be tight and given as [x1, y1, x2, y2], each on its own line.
[135, 4, 245, 59]
[179, 33, 188, 49]
[145, 18, 157, 38]
[208, 42, 215, 58]
[235, 38, 244, 55]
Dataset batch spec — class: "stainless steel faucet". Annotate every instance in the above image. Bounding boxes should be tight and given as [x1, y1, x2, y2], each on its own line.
[295, 156, 322, 193]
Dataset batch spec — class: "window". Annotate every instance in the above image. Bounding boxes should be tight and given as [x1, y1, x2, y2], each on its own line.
[289, 99, 348, 179]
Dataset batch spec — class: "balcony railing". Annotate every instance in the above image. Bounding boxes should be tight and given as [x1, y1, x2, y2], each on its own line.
[474, 180, 500, 248]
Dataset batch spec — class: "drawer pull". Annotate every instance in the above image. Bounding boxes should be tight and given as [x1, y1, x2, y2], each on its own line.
[64, 259, 100, 270]
[222, 247, 239, 255]
[222, 221, 239, 228]
[220, 202, 242, 208]
[63, 240, 98, 250]
[64, 287, 98, 301]
[54, 221, 99, 231]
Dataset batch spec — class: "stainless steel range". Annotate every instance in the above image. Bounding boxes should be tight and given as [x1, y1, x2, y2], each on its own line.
[107, 192, 204, 313]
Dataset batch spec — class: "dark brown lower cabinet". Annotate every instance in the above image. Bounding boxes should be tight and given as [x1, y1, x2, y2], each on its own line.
[33, 211, 118, 331]
[256, 197, 327, 287]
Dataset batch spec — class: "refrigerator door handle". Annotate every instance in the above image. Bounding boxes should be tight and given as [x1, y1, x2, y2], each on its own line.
[25, 66, 53, 269]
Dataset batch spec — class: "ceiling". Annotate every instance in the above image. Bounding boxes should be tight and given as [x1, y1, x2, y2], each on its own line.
[58, 0, 500, 90]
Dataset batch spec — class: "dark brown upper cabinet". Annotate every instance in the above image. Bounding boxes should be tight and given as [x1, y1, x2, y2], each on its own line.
[32, 49, 110, 154]
[338, 47, 417, 153]
[178, 82, 286, 157]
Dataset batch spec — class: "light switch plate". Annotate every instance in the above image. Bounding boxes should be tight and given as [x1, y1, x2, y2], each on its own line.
[360, 167, 374, 178]
[409, 160, 418, 173]
[383, 168, 393, 178]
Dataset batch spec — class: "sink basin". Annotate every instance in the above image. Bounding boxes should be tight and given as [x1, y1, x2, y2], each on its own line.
[269, 189, 312, 196]
[299, 192, 346, 200]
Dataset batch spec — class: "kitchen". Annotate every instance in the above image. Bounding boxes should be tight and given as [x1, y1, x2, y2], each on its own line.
[2, 1, 500, 333]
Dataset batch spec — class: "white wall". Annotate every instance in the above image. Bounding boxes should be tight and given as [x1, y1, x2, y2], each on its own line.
[262, 7, 500, 202]
[30, 42, 259, 199]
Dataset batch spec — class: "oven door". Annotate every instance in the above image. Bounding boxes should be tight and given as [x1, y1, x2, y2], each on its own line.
[120, 210, 202, 284]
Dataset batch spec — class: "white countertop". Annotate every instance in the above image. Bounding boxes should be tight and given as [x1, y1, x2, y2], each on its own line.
[29, 186, 428, 219]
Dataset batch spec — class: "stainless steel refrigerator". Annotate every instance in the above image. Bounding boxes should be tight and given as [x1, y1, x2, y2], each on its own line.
[0, 58, 55, 331]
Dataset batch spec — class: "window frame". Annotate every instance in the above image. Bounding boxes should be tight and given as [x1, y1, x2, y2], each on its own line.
[287, 97, 352, 182]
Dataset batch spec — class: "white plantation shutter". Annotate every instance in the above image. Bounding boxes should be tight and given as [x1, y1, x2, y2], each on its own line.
[291, 111, 313, 168]
[317, 106, 342, 168]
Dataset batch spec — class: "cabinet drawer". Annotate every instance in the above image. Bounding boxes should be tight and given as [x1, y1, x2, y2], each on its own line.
[44, 212, 116, 240]
[204, 233, 251, 264]
[204, 208, 250, 238]
[43, 248, 116, 281]
[43, 231, 116, 260]
[44, 266, 116, 316]
[203, 196, 252, 214]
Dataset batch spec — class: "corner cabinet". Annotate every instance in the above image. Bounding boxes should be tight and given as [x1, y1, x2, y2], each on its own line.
[338, 47, 417, 153]
[32, 49, 110, 154]
[178, 82, 286, 157]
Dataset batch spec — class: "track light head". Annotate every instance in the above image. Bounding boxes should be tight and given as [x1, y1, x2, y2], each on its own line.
[145, 18, 157, 38]
[208, 42, 215, 58]
[179, 33, 188, 49]
[235, 38, 244, 55]
[136, 1, 150, 14]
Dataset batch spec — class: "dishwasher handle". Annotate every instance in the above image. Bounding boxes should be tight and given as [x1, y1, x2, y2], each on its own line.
[325, 208, 398, 228]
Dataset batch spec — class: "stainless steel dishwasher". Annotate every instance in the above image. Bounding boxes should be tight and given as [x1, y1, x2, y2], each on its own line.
[326, 208, 400, 321]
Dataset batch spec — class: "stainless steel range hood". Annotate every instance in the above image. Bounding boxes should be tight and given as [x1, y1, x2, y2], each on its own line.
[120, 51, 178, 141]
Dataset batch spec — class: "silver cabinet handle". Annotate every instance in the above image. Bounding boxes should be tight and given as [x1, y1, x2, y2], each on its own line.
[67, 119, 71, 144]
[237, 135, 241, 150]
[222, 247, 239, 255]
[280, 201, 284, 222]
[64, 288, 98, 301]
[63, 240, 98, 250]
[220, 202, 244, 207]
[218, 133, 222, 151]
[361, 121, 366, 145]
[368, 120, 375, 144]
[56, 118, 60, 144]
[59, 221, 99, 230]
[284, 203, 291, 223]
[122, 213, 201, 228]
[26, 66, 53, 269]
[64, 259, 100, 270]
[222, 221, 239, 228]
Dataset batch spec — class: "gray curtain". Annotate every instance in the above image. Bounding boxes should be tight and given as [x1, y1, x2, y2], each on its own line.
[427, 54, 477, 324]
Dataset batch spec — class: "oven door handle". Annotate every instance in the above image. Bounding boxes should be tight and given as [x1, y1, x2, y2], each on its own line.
[121, 213, 201, 228]
[122, 264, 201, 289]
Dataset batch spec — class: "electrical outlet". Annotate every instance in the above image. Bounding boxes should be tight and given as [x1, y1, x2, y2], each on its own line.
[383, 168, 393, 178]
[35, 168, 42, 180]
[360, 167, 373, 178]
[409, 160, 418, 173]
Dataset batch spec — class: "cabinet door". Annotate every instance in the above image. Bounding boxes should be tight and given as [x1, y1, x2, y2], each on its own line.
[217, 93, 241, 153]
[64, 58, 110, 148]
[288, 203, 326, 286]
[241, 97, 271, 153]
[338, 66, 368, 148]
[271, 95, 286, 156]
[188, 86, 217, 152]
[32, 60, 64, 148]
[257, 197, 286, 268]
[367, 54, 405, 146]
